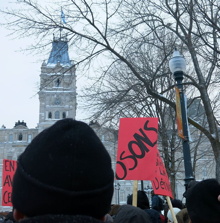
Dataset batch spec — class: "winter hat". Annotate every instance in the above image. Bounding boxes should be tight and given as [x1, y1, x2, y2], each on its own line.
[114, 205, 152, 223]
[127, 190, 150, 209]
[12, 118, 114, 219]
[183, 180, 198, 198]
[171, 199, 184, 209]
[186, 179, 220, 223]
[167, 208, 180, 222]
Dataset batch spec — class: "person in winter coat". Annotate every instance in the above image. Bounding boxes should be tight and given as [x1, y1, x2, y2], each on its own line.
[174, 180, 198, 223]
[11, 119, 114, 223]
[186, 178, 220, 223]
[151, 190, 164, 212]
[114, 205, 152, 223]
[127, 190, 162, 223]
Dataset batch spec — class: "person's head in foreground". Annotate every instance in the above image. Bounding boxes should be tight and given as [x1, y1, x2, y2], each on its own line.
[113, 205, 152, 223]
[186, 178, 220, 223]
[127, 190, 150, 209]
[12, 118, 114, 223]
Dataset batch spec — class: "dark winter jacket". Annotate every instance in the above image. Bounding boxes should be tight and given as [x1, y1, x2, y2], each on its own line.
[151, 195, 164, 212]
[113, 205, 152, 223]
[17, 214, 104, 223]
[144, 209, 162, 223]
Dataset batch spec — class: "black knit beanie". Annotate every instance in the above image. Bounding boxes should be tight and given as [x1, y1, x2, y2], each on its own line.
[186, 179, 220, 223]
[12, 119, 114, 219]
[127, 190, 150, 209]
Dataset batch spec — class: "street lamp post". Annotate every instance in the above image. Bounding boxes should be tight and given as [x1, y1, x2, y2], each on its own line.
[169, 50, 195, 188]
[115, 183, 121, 204]
[144, 185, 153, 207]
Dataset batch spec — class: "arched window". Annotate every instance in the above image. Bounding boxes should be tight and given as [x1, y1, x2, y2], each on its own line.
[18, 133, 23, 141]
[9, 134, 13, 142]
[55, 111, 60, 119]
[28, 134, 32, 143]
[55, 78, 61, 87]
[62, 112, 66, 119]
[48, 112, 52, 119]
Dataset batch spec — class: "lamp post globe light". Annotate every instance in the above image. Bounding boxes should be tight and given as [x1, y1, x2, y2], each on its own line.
[169, 50, 195, 188]
[114, 182, 121, 204]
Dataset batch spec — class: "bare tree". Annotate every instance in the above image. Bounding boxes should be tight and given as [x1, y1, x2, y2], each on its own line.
[1, 0, 220, 181]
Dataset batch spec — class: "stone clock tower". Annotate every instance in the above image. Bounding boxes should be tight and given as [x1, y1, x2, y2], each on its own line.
[38, 37, 77, 131]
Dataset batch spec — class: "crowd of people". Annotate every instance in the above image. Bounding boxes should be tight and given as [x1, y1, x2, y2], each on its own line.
[5, 118, 220, 222]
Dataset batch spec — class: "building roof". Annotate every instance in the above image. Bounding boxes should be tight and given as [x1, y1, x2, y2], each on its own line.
[47, 37, 71, 66]
[14, 120, 28, 129]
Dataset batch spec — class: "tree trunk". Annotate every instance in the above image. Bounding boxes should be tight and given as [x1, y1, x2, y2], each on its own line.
[211, 140, 220, 182]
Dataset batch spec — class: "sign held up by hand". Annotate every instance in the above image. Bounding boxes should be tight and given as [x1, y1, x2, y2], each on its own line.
[2, 159, 17, 206]
[116, 118, 173, 198]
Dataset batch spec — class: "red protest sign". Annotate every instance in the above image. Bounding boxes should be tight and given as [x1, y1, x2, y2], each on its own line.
[151, 151, 173, 198]
[2, 159, 17, 206]
[116, 118, 158, 180]
[116, 118, 173, 198]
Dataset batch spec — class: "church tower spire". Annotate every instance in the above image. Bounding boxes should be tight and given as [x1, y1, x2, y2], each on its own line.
[38, 36, 77, 131]
[47, 35, 71, 65]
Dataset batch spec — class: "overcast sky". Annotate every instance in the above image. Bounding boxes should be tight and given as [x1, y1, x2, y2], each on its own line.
[0, 26, 40, 129]
[0, 1, 88, 129]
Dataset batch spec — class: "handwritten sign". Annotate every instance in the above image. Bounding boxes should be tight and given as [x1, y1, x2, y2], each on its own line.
[116, 118, 173, 198]
[2, 159, 17, 206]
[151, 151, 172, 197]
